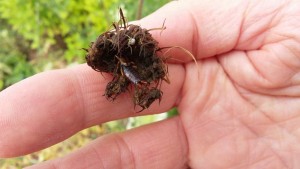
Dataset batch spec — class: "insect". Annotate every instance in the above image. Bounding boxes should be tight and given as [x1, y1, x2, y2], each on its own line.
[115, 56, 148, 87]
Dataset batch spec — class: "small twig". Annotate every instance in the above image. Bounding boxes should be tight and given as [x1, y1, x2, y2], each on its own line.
[136, 0, 144, 20]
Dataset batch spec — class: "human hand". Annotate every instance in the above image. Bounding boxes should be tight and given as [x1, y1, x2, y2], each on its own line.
[1, 0, 300, 168]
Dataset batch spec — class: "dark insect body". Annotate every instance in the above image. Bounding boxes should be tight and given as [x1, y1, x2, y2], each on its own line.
[116, 56, 148, 87]
[122, 65, 144, 85]
[85, 8, 168, 112]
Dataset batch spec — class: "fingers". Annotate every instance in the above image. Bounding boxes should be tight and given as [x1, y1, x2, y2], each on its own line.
[0, 64, 185, 157]
[0, 0, 251, 158]
[136, 0, 246, 61]
[25, 117, 188, 169]
[217, 0, 300, 95]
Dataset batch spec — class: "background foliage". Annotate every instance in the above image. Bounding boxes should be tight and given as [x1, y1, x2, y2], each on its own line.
[0, 0, 174, 168]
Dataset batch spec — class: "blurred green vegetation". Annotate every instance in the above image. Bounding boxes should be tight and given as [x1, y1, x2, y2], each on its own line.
[0, 0, 174, 168]
[0, 0, 171, 90]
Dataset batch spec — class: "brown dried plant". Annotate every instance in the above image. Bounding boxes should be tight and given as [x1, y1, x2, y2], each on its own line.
[85, 8, 168, 112]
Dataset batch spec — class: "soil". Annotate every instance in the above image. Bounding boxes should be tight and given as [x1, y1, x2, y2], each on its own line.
[85, 8, 169, 112]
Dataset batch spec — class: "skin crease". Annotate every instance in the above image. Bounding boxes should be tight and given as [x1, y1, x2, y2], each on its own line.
[0, 0, 300, 168]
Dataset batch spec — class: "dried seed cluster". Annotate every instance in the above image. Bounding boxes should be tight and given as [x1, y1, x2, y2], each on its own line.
[85, 9, 169, 112]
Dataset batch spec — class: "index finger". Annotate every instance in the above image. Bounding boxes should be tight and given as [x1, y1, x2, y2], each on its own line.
[0, 63, 185, 157]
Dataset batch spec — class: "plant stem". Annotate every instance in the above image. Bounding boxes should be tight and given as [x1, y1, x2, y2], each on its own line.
[136, 0, 144, 20]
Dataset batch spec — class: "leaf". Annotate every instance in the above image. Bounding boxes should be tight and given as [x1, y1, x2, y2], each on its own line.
[0, 80, 4, 90]
[0, 62, 12, 75]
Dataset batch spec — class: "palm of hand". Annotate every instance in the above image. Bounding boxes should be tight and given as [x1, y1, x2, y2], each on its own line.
[174, 0, 300, 168]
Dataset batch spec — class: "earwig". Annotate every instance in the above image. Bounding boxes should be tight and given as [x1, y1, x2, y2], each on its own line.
[115, 56, 148, 87]
[122, 65, 143, 85]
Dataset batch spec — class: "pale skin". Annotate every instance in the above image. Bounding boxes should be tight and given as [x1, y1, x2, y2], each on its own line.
[1, 0, 300, 168]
